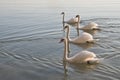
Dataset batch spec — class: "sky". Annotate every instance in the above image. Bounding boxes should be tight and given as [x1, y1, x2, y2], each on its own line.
[0, 0, 120, 18]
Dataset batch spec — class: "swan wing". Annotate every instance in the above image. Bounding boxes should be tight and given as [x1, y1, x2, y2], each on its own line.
[81, 32, 93, 40]
[69, 51, 96, 63]
[81, 22, 98, 30]
[66, 17, 78, 24]
[71, 32, 93, 43]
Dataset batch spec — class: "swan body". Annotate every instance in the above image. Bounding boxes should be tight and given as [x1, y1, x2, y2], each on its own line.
[69, 32, 94, 43]
[60, 37, 100, 64]
[61, 12, 80, 36]
[64, 25, 95, 44]
[67, 50, 99, 64]
[65, 17, 78, 24]
[79, 22, 100, 30]
[74, 14, 100, 30]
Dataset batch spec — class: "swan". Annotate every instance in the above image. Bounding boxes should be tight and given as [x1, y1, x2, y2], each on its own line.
[59, 37, 100, 64]
[80, 22, 100, 30]
[75, 14, 100, 30]
[61, 12, 80, 36]
[61, 12, 79, 24]
[64, 25, 96, 44]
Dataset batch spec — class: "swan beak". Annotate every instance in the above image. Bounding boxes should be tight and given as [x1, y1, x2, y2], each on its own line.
[63, 27, 66, 31]
[59, 38, 64, 43]
[63, 27, 66, 32]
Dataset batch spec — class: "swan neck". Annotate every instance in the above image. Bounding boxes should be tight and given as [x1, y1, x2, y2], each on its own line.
[66, 26, 70, 40]
[64, 38, 69, 61]
[62, 14, 65, 29]
[77, 16, 80, 28]
[76, 16, 80, 36]
[62, 14, 65, 23]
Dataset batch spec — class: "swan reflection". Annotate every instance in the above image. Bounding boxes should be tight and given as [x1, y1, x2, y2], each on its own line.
[63, 60, 99, 80]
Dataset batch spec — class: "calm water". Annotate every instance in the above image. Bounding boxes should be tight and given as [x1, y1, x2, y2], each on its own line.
[0, 0, 120, 80]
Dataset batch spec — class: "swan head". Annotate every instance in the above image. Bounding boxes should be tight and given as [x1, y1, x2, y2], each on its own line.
[61, 12, 65, 15]
[63, 25, 70, 32]
[76, 15, 80, 18]
[59, 37, 69, 44]
[59, 38, 65, 43]
[76, 15, 80, 24]
[64, 25, 69, 30]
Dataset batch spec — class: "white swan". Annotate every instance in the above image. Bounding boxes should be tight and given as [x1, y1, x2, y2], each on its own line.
[64, 25, 96, 44]
[75, 14, 100, 30]
[59, 37, 100, 64]
[61, 12, 79, 24]
[80, 22, 100, 30]
[61, 12, 80, 36]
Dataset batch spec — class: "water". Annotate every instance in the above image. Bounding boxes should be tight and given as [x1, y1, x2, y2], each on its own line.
[0, 0, 120, 80]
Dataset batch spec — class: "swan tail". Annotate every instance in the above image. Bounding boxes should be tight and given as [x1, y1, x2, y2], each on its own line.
[87, 39, 100, 43]
[87, 58, 104, 64]
[87, 59, 100, 64]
